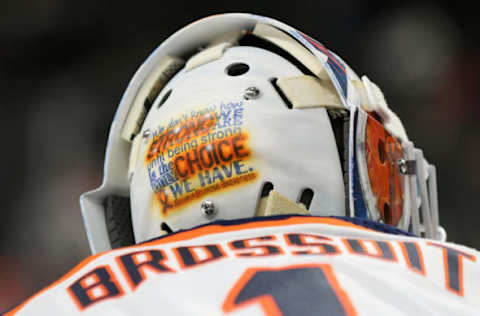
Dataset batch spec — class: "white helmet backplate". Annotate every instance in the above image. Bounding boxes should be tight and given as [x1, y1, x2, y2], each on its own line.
[130, 45, 345, 243]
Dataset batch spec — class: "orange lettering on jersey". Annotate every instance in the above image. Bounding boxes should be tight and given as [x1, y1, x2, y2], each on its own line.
[427, 242, 477, 296]
[174, 244, 226, 269]
[67, 265, 124, 310]
[285, 233, 340, 256]
[343, 239, 398, 262]
[398, 242, 426, 275]
[228, 235, 283, 257]
[116, 250, 175, 290]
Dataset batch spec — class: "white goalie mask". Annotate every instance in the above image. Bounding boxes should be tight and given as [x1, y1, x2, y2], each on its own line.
[81, 13, 445, 254]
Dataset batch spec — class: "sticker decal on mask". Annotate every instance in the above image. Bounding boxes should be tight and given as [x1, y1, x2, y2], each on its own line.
[145, 101, 257, 216]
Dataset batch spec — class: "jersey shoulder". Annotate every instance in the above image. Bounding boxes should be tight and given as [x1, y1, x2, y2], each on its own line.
[4, 215, 480, 316]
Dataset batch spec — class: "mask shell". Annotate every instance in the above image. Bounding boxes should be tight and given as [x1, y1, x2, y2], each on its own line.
[130, 45, 345, 243]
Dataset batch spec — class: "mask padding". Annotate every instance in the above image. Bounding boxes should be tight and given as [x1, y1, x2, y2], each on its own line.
[239, 33, 314, 76]
[104, 195, 135, 249]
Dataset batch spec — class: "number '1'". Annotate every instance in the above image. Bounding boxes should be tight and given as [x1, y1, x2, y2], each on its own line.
[223, 263, 357, 316]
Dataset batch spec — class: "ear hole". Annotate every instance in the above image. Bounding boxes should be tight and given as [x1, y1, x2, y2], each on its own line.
[298, 188, 314, 209]
[158, 89, 172, 108]
[161, 222, 173, 234]
[260, 182, 274, 198]
[270, 78, 293, 109]
[226, 63, 249, 76]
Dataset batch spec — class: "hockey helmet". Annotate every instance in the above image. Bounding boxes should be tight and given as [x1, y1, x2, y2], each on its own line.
[80, 13, 445, 254]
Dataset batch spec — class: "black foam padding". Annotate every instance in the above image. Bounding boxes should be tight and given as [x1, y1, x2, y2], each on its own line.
[104, 195, 135, 249]
[327, 110, 350, 213]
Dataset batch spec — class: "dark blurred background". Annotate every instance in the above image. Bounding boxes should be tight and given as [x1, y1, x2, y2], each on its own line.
[0, 0, 478, 309]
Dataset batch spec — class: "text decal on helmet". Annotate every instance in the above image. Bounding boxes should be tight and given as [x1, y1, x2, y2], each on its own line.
[145, 100, 257, 216]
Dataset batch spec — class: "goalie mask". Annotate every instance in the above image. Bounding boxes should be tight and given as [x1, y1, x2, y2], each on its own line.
[81, 13, 445, 254]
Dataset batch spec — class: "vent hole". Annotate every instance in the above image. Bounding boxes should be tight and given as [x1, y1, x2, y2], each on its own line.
[261, 182, 274, 198]
[378, 139, 386, 164]
[161, 222, 173, 234]
[270, 78, 293, 109]
[383, 203, 392, 225]
[298, 188, 314, 209]
[157, 89, 172, 108]
[226, 63, 249, 76]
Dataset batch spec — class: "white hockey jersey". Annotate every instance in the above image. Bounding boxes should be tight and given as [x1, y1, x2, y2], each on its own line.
[3, 215, 480, 315]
